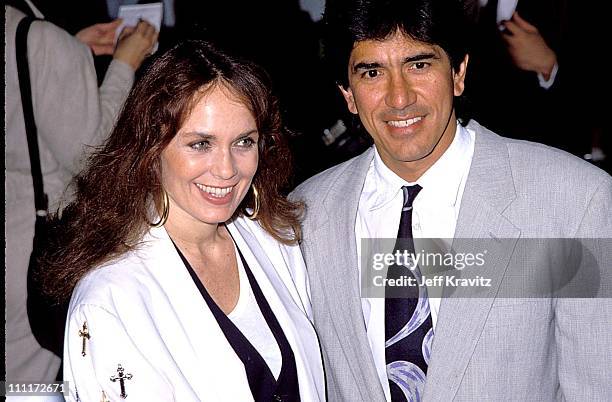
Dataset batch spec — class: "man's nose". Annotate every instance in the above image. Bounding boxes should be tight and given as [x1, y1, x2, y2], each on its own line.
[385, 74, 417, 111]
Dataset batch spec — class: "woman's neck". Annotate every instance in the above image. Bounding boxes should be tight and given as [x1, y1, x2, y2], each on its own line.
[163, 215, 230, 258]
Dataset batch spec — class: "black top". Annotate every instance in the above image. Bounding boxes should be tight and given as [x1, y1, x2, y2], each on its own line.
[174, 241, 300, 402]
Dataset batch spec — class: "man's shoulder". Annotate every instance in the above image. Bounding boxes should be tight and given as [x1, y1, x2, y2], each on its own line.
[470, 120, 610, 186]
[290, 147, 374, 203]
[506, 137, 608, 187]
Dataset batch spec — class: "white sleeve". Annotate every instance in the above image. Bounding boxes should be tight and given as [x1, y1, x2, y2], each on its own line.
[28, 20, 134, 175]
[537, 62, 558, 90]
[64, 304, 174, 402]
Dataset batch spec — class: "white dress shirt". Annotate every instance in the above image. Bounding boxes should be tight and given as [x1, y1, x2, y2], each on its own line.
[355, 122, 475, 401]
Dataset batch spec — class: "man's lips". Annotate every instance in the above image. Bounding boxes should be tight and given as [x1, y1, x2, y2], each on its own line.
[386, 116, 424, 128]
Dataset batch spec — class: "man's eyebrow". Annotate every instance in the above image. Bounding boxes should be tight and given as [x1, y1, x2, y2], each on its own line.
[352, 52, 439, 73]
[352, 62, 381, 73]
[402, 52, 438, 63]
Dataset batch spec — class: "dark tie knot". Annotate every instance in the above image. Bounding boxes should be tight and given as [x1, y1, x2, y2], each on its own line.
[401, 185, 422, 210]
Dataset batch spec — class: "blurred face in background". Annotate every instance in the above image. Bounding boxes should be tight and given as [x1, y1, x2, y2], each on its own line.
[340, 31, 468, 181]
[161, 83, 259, 230]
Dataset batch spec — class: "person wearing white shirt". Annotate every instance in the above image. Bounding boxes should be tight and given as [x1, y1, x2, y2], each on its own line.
[37, 40, 324, 401]
[291, 0, 612, 400]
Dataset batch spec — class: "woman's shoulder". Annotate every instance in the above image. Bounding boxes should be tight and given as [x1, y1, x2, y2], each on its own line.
[69, 227, 181, 313]
[229, 216, 300, 251]
[69, 247, 155, 312]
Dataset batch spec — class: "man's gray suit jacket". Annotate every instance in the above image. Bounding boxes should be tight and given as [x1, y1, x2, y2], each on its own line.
[291, 120, 612, 401]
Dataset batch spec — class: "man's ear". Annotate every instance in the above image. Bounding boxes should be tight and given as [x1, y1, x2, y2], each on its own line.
[453, 54, 469, 96]
[338, 84, 358, 115]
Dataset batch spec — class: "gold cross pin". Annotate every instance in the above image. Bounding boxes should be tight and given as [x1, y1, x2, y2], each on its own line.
[78, 322, 90, 357]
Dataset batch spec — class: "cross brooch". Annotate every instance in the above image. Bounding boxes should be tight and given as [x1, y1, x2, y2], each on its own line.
[110, 364, 133, 398]
[78, 322, 90, 357]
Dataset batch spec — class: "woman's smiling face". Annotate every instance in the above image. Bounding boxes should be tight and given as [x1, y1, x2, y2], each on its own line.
[161, 83, 259, 228]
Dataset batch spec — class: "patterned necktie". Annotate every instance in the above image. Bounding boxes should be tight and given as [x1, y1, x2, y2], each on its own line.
[384, 185, 434, 402]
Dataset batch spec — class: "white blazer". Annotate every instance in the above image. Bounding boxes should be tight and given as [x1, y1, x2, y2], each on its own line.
[63, 217, 325, 401]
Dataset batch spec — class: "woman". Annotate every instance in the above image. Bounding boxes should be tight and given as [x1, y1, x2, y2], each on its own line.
[40, 40, 324, 401]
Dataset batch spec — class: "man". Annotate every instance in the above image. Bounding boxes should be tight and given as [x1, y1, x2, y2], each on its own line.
[291, 0, 612, 400]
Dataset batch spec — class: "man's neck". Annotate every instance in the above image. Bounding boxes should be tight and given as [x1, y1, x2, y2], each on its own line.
[380, 123, 458, 182]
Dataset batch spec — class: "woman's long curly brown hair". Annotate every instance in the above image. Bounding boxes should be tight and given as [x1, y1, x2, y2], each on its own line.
[40, 40, 303, 303]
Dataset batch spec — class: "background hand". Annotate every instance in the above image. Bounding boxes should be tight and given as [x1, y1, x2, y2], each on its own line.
[501, 12, 557, 79]
[113, 20, 159, 71]
[76, 19, 123, 56]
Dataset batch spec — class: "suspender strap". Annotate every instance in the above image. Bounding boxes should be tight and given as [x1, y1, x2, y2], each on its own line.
[16, 16, 49, 216]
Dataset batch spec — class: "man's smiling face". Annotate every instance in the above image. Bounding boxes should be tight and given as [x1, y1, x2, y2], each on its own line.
[339, 30, 469, 181]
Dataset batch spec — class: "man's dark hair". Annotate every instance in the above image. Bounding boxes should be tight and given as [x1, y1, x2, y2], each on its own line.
[322, 0, 472, 88]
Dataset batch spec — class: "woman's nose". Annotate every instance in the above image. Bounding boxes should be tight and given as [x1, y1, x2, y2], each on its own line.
[211, 149, 238, 180]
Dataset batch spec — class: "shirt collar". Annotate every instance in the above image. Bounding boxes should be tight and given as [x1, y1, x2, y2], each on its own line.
[368, 121, 473, 211]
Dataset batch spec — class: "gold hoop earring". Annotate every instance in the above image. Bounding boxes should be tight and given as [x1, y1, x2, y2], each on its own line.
[150, 190, 169, 227]
[244, 184, 260, 220]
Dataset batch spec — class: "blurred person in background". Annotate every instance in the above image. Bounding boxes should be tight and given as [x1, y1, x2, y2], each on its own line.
[5, 0, 157, 386]
[464, 0, 608, 167]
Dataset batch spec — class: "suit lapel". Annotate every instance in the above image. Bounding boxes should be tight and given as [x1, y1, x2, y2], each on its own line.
[423, 122, 521, 401]
[311, 148, 386, 400]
